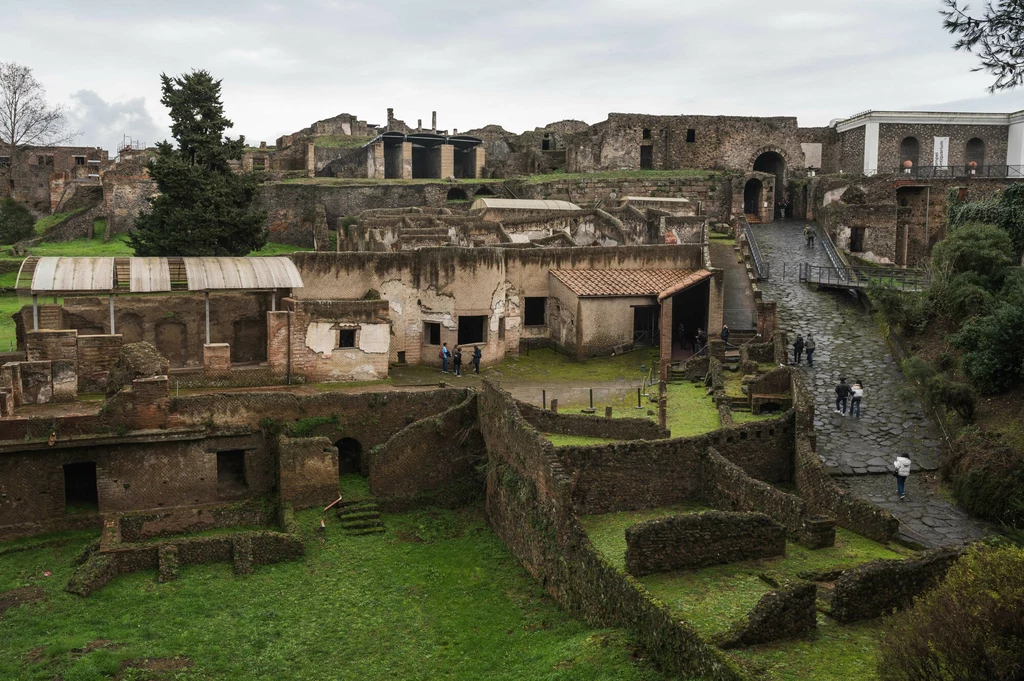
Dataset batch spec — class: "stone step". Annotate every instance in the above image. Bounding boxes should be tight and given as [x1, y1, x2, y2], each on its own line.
[336, 511, 381, 523]
[340, 521, 386, 532]
[347, 527, 387, 536]
[335, 499, 375, 509]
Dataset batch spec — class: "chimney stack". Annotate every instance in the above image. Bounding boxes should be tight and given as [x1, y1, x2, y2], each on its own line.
[387, 108, 394, 129]
[431, 111, 437, 133]
[417, 119, 422, 131]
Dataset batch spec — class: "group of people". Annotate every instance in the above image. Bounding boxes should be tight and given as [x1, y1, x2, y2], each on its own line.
[439, 342, 482, 376]
[677, 323, 732, 357]
[834, 377, 865, 418]
[791, 333, 817, 366]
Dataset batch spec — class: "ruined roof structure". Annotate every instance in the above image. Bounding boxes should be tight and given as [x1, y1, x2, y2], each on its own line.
[549, 268, 712, 297]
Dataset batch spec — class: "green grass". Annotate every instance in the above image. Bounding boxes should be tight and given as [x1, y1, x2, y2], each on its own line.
[0, 292, 26, 351]
[0, 506, 663, 681]
[311, 135, 375, 149]
[664, 381, 720, 437]
[730, 618, 886, 681]
[247, 242, 314, 256]
[542, 433, 622, 447]
[338, 473, 371, 500]
[731, 410, 781, 423]
[485, 347, 658, 384]
[25, 233, 134, 257]
[33, 208, 86, 235]
[279, 177, 506, 186]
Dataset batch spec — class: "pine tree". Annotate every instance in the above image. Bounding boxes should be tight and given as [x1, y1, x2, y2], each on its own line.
[129, 70, 266, 256]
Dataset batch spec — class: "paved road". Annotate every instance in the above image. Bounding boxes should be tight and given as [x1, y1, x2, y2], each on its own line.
[752, 220, 990, 547]
[709, 240, 758, 331]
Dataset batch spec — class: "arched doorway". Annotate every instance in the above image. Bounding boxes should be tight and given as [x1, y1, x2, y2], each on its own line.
[743, 178, 763, 218]
[900, 137, 920, 170]
[966, 138, 985, 172]
[753, 151, 786, 217]
[446, 187, 468, 201]
[155, 320, 187, 367]
[474, 185, 495, 196]
[337, 438, 363, 476]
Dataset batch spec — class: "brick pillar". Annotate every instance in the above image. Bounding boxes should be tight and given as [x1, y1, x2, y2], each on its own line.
[401, 142, 413, 180]
[203, 344, 231, 377]
[306, 143, 315, 178]
[707, 269, 724, 338]
[367, 141, 385, 179]
[440, 144, 454, 180]
[267, 311, 293, 378]
[472, 146, 486, 178]
[659, 298, 673, 382]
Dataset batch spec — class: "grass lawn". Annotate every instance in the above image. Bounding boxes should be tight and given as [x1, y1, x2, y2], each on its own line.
[0, 292, 27, 351]
[0, 505, 664, 681]
[33, 208, 86, 235]
[664, 381, 719, 437]
[580, 504, 710, 572]
[542, 433, 622, 447]
[25, 233, 134, 257]
[485, 347, 658, 384]
[731, 410, 782, 423]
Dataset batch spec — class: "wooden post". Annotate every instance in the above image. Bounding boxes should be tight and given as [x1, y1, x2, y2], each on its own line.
[551, 399, 558, 414]
[605, 406, 612, 419]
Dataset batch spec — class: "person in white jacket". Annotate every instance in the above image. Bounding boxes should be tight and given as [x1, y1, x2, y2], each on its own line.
[894, 455, 912, 500]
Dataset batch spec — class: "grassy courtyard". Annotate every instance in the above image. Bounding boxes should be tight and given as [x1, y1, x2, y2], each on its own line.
[0, 505, 663, 681]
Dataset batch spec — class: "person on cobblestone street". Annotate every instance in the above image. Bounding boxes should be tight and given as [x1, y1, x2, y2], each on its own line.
[696, 328, 708, 356]
[894, 454, 912, 500]
[805, 333, 816, 367]
[793, 334, 805, 364]
[851, 380, 864, 418]
[804, 224, 815, 248]
[472, 346, 482, 374]
[835, 377, 851, 415]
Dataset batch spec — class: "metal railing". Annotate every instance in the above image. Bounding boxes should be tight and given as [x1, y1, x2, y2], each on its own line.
[799, 264, 929, 290]
[741, 217, 769, 280]
[868, 165, 1024, 179]
[817, 225, 848, 281]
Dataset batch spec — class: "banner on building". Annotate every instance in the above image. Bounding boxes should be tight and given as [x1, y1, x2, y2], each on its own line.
[933, 137, 949, 167]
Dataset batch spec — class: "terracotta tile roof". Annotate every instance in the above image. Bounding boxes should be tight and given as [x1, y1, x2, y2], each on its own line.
[549, 268, 712, 298]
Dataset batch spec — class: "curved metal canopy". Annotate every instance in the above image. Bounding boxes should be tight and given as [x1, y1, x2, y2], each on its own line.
[17, 256, 303, 294]
[470, 198, 581, 211]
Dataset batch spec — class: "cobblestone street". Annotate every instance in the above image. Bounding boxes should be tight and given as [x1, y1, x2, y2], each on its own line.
[753, 220, 990, 547]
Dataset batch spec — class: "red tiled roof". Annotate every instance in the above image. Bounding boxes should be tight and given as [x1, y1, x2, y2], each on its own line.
[549, 268, 712, 298]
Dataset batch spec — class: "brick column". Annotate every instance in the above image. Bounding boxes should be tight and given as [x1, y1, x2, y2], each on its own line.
[707, 269, 725, 338]
[367, 141, 385, 179]
[440, 144, 454, 179]
[401, 142, 413, 179]
[473, 146, 486, 178]
[659, 299, 673, 382]
[267, 311, 293, 378]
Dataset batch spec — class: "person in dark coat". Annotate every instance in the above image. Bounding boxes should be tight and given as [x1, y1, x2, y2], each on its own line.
[452, 345, 462, 377]
[805, 333, 816, 367]
[677, 322, 687, 350]
[696, 328, 708, 356]
[835, 377, 852, 415]
[472, 346, 482, 374]
[721, 324, 730, 344]
[793, 334, 805, 364]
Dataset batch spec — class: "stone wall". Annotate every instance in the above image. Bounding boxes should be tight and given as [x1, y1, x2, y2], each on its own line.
[829, 548, 962, 622]
[478, 380, 745, 680]
[717, 583, 817, 648]
[624, 511, 786, 576]
[277, 436, 338, 510]
[369, 392, 485, 509]
[517, 400, 670, 440]
[877, 123, 1008, 172]
[556, 414, 794, 514]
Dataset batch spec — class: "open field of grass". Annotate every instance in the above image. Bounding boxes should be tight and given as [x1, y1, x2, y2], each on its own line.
[664, 381, 720, 437]
[0, 505, 664, 681]
[33, 208, 86, 236]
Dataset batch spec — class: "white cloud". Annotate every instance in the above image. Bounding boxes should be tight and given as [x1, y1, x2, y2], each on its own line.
[66, 91, 167, 154]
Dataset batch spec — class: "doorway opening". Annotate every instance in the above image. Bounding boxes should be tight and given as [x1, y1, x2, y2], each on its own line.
[743, 178, 763, 217]
[640, 145, 654, 170]
[633, 306, 660, 346]
[63, 461, 98, 513]
[337, 438, 363, 476]
[753, 151, 786, 217]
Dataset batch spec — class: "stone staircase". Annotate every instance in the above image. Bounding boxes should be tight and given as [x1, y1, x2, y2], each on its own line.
[745, 213, 763, 225]
[334, 499, 386, 536]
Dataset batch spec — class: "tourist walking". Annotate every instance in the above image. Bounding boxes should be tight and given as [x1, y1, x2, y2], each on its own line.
[835, 377, 851, 415]
[793, 334, 805, 364]
[894, 454, 912, 500]
[472, 346, 482, 374]
[696, 328, 708, 357]
[440, 343, 450, 373]
[805, 333, 816, 367]
[452, 345, 462, 377]
[721, 324, 730, 344]
[804, 224, 815, 248]
[851, 381, 864, 418]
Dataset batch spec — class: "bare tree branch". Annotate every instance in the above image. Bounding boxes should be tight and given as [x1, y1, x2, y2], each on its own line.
[941, 0, 1024, 92]
[0, 62, 78, 183]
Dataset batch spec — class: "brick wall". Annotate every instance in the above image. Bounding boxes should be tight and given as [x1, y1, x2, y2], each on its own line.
[77, 335, 122, 393]
[624, 511, 786, 576]
[517, 400, 670, 440]
[277, 435, 338, 510]
[717, 583, 817, 648]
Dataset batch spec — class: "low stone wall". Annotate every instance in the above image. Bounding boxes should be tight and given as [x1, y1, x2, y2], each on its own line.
[117, 500, 277, 542]
[717, 583, 817, 648]
[479, 381, 746, 681]
[517, 400, 669, 441]
[369, 392, 485, 510]
[277, 435, 338, 510]
[829, 548, 962, 623]
[700, 447, 834, 548]
[625, 512, 786, 576]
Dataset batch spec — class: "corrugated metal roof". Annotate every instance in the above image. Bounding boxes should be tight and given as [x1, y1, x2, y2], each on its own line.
[622, 196, 691, 203]
[550, 268, 712, 298]
[30, 257, 115, 292]
[19, 256, 303, 293]
[470, 198, 581, 211]
[183, 257, 303, 291]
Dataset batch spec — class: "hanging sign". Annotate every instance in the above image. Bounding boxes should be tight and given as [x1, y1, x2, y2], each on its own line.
[933, 137, 949, 167]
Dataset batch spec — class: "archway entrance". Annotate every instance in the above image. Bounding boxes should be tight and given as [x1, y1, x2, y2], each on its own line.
[337, 438, 363, 476]
[753, 152, 786, 217]
[446, 187, 468, 202]
[743, 178, 763, 217]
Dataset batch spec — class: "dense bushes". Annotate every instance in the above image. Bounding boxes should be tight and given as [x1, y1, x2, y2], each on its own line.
[952, 302, 1024, 394]
[877, 545, 1024, 681]
[900, 357, 977, 422]
[0, 197, 34, 243]
[944, 428, 1024, 527]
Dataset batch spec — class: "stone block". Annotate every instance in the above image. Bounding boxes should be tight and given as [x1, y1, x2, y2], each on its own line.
[26, 329, 78, 361]
[51, 360, 78, 402]
[203, 343, 231, 377]
[19, 361, 52, 405]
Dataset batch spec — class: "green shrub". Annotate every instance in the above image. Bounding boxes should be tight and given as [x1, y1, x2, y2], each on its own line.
[924, 375, 977, 422]
[932, 222, 1014, 282]
[870, 287, 932, 335]
[952, 302, 1024, 393]
[877, 545, 1024, 681]
[944, 428, 1024, 526]
[901, 356, 936, 384]
[930, 271, 996, 322]
[0, 197, 35, 244]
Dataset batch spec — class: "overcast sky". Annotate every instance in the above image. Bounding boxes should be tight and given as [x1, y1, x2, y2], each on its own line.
[5, 0, 1024, 153]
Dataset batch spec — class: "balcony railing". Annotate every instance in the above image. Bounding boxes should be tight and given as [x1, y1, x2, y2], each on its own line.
[868, 165, 1024, 179]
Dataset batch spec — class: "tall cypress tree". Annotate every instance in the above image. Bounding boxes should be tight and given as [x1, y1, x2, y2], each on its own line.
[129, 70, 267, 256]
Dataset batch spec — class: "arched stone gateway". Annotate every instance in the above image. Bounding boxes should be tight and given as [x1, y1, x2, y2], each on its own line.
[337, 437, 363, 476]
[743, 178, 764, 218]
[752, 148, 787, 217]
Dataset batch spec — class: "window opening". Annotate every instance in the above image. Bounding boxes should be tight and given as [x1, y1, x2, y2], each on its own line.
[686, 129, 696, 143]
[216, 450, 247, 490]
[63, 462, 98, 513]
[642, 128, 651, 140]
[337, 328, 356, 348]
[424, 322, 441, 345]
[524, 297, 547, 326]
[457, 315, 487, 345]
